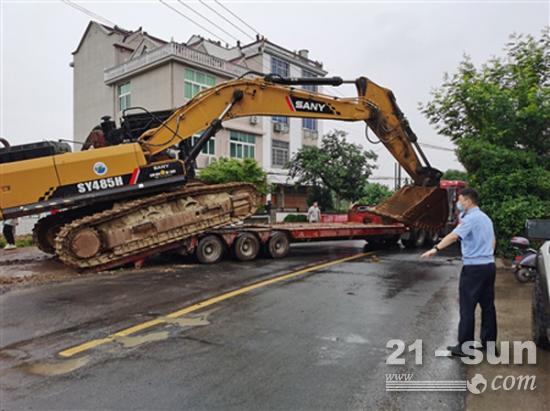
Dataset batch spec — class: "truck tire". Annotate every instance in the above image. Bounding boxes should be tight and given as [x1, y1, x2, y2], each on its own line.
[196, 235, 224, 264]
[532, 272, 550, 350]
[233, 232, 260, 261]
[403, 229, 426, 248]
[266, 231, 290, 259]
[427, 231, 440, 246]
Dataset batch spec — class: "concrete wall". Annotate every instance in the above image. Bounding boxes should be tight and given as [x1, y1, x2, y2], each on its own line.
[73, 23, 121, 143]
[121, 64, 172, 115]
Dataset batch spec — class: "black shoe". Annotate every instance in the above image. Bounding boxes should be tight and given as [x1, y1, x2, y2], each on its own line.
[447, 345, 475, 359]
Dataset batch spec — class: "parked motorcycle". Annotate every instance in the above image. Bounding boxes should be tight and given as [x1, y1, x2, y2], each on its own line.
[510, 236, 537, 283]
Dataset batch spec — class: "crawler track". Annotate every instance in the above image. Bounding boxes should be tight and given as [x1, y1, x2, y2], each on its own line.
[54, 182, 260, 270]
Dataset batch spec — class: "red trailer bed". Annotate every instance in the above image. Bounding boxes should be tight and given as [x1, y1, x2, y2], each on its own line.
[182, 216, 408, 264]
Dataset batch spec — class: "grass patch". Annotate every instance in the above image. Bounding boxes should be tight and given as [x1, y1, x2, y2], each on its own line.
[0, 235, 34, 248]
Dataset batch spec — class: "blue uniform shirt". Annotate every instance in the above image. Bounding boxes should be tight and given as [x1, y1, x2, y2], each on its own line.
[452, 206, 495, 265]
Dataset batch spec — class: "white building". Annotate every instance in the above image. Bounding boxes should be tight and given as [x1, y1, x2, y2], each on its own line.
[71, 22, 327, 211]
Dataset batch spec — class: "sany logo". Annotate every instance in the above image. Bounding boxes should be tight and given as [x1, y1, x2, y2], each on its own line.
[93, 162, 108, 176]
[285, 96, 335, 114]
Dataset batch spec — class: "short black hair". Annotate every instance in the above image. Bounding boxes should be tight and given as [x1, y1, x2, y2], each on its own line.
[460, 188, 479, 205]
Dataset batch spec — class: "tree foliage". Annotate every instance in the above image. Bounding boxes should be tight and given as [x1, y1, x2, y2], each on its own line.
[289, 130, 378, 208]
[421, 29, 550, 253]
[441, 169, 469, 181]
[307, 185, 334, 211]
[360, 183, 393, 206]
[199, 157, 268, 194]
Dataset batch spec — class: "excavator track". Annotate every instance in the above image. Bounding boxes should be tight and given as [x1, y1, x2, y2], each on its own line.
[33, 204, 112, 254]
[54, 182, 260, 271]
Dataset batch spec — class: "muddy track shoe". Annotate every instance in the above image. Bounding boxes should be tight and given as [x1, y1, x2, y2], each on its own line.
[370, 185, 449, 231]
[33, 205, 109, 254]
[54, 182, 261, 271]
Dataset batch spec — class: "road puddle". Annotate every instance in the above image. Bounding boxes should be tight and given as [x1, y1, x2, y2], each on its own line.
[113, 311, 214, 349]
[21, 356, 90, 376]
[116, 331, 170, 348]
[164, 314, 211, 328]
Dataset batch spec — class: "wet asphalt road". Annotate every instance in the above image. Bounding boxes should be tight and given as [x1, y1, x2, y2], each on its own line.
[0, 241, 466, 410]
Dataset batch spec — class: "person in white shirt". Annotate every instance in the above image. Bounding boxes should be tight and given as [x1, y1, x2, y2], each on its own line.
[307, 202, 321, 223]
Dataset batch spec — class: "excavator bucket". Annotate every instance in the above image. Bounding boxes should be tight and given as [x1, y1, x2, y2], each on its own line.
[370, 185, 449, 232]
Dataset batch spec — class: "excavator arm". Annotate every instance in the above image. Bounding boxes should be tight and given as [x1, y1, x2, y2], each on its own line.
[139, 74, 448, 230]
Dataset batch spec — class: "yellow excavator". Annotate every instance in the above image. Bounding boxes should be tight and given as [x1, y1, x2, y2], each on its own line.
[0, 73, 448, 270]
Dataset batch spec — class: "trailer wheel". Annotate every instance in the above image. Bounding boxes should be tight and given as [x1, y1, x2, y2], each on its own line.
[233, 232, 260, 261]
[266, 231, 290, 259]
[427, 231, 440, 246]
[196, 235, 224, 264]
[403, 229, 427, 248]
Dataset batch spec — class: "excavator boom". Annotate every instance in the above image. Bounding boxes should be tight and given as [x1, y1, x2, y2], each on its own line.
[139, 74, 448, 230]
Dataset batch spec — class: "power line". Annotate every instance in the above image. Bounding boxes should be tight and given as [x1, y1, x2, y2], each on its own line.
[214, 0, 260, 36]
[198, 0, 255, 41]
[207, 1, 345, 102]
[418, 142, 455, 152]
[175, 0, 240, 43]
[62, 0, 117, 27]
[159, 0, 228, 44]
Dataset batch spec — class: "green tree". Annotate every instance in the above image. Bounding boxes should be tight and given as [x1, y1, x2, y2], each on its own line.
[441, 169, 468, 181]
[289, 130, 377, 209]
[421, 29, 550, 253]
[307, 185, 334, 211]
[199, 157, 268, 194]
[360, 183, 393, 205]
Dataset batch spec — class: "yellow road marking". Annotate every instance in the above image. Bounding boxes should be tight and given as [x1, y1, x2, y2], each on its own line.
[59, 251, 373, 358]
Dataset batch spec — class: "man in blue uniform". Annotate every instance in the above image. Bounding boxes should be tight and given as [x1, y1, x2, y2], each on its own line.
[422, 188, 497, 357]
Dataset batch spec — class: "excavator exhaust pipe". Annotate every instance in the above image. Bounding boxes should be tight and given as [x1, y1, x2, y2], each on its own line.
[370, 185, 449, 232]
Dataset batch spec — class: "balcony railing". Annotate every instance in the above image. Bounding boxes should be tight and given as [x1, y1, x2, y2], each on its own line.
[104, 42, 249, 83]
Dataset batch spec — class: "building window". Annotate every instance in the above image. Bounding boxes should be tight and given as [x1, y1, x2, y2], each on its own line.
[302, 69, 318, 92]
[272, 116, 289, 125]
[118, 82, 131, 112]
[303, 118, 318, 131]
[270, 57, 290, 124]
[272, 140, 289, 168]
[191, 134, 215, 155]
[302, 69, 319, 131]
[271, 56, 289, 77]
[230, 130, 256, 159]
[184, 68, 215, 99]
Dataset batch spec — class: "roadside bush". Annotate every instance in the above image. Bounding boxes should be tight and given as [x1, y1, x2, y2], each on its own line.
[199, 157, 268, 194]
[359, 183, 393, 206]
[283, 214, 308, 223]
[441, 169, 468, 181]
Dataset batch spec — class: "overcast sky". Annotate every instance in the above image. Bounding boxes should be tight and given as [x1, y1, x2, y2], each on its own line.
[1, 0, 548, 179]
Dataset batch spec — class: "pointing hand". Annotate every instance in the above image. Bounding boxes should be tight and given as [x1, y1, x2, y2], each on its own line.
[421, 248, 438, 259]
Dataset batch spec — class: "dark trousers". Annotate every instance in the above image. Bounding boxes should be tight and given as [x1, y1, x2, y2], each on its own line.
[458, 263, 497, 346]
[3, 224, 15, 245]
